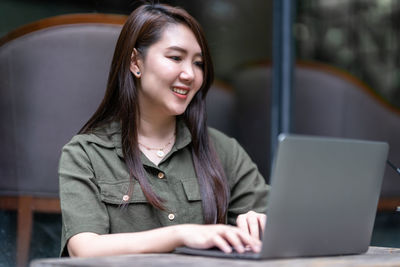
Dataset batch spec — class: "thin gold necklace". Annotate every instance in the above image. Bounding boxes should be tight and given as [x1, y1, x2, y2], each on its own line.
[138, 133, 176, 158]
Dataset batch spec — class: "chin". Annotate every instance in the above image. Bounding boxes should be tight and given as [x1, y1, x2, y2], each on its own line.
[170, 107, 188, 116]
[167, 102, 190, 116]
[170, 109, 187, 116]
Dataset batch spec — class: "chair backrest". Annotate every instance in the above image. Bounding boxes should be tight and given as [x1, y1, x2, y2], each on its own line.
[293, 63, 400, 197]
[0, 14, 237, 198]
[0, 14, 126, 197]
[233, 62, 400, 196]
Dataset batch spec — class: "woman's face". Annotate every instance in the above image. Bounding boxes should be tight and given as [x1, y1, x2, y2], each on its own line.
[131, 23, 204, 117]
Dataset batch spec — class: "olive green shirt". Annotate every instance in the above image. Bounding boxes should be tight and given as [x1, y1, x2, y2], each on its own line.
[59, 120, 269, 256]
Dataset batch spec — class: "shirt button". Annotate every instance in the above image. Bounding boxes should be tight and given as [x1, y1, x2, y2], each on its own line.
[157, 172, 165, 179]
[168, 213, 175, 221]
[122, 195, 130, 202]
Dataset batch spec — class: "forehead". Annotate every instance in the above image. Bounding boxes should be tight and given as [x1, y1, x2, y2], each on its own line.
[152, 23, 202, 55]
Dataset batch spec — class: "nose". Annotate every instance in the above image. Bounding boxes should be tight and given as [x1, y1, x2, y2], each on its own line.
[179, 62, 195, 83]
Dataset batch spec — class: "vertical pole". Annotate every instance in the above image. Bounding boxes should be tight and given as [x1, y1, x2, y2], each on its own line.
[271, 0, 295, 163]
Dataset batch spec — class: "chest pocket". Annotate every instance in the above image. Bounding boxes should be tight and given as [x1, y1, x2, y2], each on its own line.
[181, 179, 202, 202]
[97, 179, 147, 205]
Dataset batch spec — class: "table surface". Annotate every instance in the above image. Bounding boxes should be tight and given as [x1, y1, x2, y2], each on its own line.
[30, 246, 400, 267]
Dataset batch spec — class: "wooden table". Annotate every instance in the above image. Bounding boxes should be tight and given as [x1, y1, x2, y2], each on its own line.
[30, 247, 400, 267]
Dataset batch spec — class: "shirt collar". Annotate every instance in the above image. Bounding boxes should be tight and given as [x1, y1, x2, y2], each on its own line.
[91, 118, 192, 159]
[174, 117, 192, 150]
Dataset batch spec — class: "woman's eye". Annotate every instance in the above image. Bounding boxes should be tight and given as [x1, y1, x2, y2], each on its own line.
[194, 61, 204, 68]
[169, 56, 181, 61]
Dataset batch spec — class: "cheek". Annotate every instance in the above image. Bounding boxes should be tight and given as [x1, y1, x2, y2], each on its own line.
[159, 56, 181, 70]
[156, 63, 180, 84]
[144, 56, 175, 79]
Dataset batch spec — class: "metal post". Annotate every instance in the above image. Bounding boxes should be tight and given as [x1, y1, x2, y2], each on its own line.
[271, 0, 295, 163]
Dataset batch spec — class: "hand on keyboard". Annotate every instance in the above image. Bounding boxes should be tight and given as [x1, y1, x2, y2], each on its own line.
[176, 224, 261, 254]
[236, 210, 266, 240]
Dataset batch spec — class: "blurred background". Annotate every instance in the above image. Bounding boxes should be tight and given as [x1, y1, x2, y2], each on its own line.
[0, 0, 399, 266]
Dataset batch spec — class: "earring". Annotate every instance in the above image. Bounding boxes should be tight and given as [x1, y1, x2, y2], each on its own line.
[136, 72, 140, 75]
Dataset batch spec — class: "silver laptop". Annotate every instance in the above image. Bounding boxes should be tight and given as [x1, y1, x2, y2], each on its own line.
[175, 134, 389, 259]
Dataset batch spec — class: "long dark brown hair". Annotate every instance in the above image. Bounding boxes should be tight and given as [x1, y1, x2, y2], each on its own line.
[80, 3, 229, 224]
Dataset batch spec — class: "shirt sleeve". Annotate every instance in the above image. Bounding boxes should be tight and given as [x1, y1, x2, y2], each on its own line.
[58, 136, 110, 256]
[208, 128, 270, 225]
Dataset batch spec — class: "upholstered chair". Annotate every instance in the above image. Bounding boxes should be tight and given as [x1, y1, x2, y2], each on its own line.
[0, 14, 127, 267]
[232, 62, 400, 209]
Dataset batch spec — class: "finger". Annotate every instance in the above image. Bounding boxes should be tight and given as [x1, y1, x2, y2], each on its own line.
[236, 215, 250, 235]
[212, 234, 232, 254]
[236, 229, 262, 253]
[259, 214, 267, 234]
[224, 229, 245, 253]
[247, 215, 260, 240]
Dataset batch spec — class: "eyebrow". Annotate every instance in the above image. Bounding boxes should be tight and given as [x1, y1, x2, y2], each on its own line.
[166, 46, 202, 57]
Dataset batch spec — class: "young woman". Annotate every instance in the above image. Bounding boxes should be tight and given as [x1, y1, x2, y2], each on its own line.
[59, 3, 269, 257]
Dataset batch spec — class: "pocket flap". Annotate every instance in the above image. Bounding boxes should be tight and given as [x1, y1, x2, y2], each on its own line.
[181, 179, 201, 201]
[98, 180, 147, 204]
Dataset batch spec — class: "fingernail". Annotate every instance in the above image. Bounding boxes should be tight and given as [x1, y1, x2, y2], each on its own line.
[237, 245, 244, 253]
[224, 247, 232, 254]
[254, 245, 261, 253]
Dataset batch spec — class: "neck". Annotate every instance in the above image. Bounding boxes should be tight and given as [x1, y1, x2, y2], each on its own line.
[138, 114, 176, 140]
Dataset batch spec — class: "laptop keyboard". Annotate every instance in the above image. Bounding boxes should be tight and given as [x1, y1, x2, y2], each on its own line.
[174, 246, 260, 260]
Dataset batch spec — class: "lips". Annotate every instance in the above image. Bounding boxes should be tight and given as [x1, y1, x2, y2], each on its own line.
[172, 86, 189, 99]
[172, 87, 189, 95]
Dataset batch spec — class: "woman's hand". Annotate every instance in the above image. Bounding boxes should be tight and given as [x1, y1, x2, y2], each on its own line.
[67, 223, 263, 257]
[236, 210, 267, 240]
[176, 224, 261, 254]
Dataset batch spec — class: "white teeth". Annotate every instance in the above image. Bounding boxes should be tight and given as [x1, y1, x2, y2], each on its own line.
[172, 87, 189, 95]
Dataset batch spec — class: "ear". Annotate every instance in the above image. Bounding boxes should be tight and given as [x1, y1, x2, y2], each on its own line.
[130, 48, 142, 78]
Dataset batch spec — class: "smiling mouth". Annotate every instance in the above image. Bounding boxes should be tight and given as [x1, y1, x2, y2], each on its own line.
[172, 87, 189, 95]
